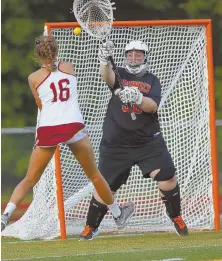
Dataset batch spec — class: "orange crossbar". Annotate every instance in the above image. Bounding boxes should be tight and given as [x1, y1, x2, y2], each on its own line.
[45, 19, 219, 233]
[45, 19, 212, 29]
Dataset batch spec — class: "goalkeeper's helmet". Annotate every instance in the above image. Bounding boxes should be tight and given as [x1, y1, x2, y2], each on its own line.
[125, 40, 149, 75]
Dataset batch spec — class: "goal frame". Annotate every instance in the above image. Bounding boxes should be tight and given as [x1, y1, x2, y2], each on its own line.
[44, 19, 219, 239]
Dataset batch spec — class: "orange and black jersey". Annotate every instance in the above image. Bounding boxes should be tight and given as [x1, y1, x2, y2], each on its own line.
[101, 67, 162, 147]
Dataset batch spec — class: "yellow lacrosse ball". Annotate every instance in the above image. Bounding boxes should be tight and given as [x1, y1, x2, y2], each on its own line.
[73, 27, 81, 35]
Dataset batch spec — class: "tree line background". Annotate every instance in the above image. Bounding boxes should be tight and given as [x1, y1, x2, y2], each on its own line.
[1, 0, 222, 192]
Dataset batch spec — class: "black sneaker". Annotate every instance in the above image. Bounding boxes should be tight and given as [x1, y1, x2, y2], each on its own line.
[171, 216, 189, 236]
[164, 209, 188, 236]
[1, 213, 9, 232]
[79, 225, 99, 240]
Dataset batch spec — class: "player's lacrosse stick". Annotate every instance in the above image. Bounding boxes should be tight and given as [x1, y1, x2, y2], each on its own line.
[73, 0, 136, 120]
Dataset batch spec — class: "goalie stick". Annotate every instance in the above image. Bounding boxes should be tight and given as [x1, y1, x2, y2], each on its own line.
[73, 0, 136, 120]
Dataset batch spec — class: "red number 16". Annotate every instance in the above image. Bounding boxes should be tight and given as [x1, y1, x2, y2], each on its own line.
[50, 78, 70, 102]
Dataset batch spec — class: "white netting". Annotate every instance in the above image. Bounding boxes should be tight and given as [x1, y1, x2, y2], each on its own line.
[73, 0, 114, 39]
[2, 23, 214, 240]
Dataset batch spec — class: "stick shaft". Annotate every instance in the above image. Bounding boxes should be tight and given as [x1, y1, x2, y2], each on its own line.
[108, 56, 136, 120]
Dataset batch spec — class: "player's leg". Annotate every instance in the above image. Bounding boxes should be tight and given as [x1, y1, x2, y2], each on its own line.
[137, 135, 188, 236]
[68, 136, 135, 235]
[1, 146, 56, 231]
[149, 168, 188, 236]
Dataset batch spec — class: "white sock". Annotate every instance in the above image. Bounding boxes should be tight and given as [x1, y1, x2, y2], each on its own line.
[3, 202, 16, 217]
[107, 200, 121, 218]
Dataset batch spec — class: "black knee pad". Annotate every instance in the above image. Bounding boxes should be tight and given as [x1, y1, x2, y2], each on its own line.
[153, 167, 176, 182]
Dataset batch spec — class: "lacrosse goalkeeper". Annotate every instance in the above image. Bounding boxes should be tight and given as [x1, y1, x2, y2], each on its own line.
[79, 40, 188, 240]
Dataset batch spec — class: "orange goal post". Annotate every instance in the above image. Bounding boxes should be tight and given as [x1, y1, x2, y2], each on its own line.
[2, 19, 219, 240]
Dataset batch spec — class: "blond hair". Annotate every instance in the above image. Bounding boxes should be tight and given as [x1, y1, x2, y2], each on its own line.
[34, 35, 58, 71]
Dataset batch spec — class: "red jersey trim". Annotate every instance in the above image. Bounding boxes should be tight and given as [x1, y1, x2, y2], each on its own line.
[36, 72, 51, 90]
[36, 122, 85, 147]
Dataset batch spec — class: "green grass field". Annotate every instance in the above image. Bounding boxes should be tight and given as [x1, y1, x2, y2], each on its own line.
[1, 189, 222, 261]
[1, 231, 222, 261]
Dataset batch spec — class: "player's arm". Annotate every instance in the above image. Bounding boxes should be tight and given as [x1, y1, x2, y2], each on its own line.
[139, 96, 158, 113]
[139, 76, 161, 113]
[100, 64, 115, 87]
[98, 41, 115, 87]
[117, 75, 161, 113]
[28, 73, 42, 110]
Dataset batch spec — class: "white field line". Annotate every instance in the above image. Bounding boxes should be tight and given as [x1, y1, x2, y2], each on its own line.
[2, 245, 221, 261]
[138, 259, 184, 261]
[150, 259, 184, 261]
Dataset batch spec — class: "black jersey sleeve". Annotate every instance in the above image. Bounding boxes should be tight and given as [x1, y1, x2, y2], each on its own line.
[146, 75, 162, 107]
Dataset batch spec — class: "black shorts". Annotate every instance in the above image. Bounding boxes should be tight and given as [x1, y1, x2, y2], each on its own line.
[98, 134, 175, 192]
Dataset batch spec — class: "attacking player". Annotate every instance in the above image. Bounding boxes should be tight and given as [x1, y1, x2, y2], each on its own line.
[1, 35, 135, 232]
[79, 40, 189, 240]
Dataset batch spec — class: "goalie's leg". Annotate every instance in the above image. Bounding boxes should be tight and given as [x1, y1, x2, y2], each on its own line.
[79, 197, 108, 240]
[79, 195, 135, 240]
[137, 136, 188, 236]
[152, 168, 189, 236]
[79, 145, 135, 240]
[68, 136, 135, 235]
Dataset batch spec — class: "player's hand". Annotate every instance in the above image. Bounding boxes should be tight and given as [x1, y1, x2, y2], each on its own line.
[115, 87, 143, 105]
[98, 41, 114, 65]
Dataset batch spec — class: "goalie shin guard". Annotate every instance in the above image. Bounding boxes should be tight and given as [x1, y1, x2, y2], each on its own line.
[160, 184, 188, 236]
[160, 183, 181, 218]
[86, 197, 108, 229]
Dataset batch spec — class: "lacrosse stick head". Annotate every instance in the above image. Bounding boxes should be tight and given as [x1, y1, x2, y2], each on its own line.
[73, 0, 115, 40]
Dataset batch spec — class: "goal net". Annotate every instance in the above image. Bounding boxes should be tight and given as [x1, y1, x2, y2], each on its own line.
[2, 20, 218, 240]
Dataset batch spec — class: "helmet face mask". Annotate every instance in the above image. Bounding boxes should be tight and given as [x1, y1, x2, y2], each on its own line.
[126, 50, 145, 70]
[124, 40, 149, 75]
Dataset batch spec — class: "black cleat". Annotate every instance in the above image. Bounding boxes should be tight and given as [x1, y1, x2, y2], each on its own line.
[79, 225, 99, 240]
[165, 210, 188, 236]
[171, 216, 189, 236]
[1, 213, 9, 232]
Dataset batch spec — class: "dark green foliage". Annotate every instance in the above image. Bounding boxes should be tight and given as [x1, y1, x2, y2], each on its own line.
[1, 0, 222, 181]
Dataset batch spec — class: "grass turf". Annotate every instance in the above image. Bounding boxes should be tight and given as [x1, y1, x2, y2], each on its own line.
[1, 231, 222, 261]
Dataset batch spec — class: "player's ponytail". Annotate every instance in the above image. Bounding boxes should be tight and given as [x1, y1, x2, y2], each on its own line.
[34, 35, 58, 72]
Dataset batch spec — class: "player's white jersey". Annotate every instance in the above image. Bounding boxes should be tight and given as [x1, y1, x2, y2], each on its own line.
[36, 67, 84, 127]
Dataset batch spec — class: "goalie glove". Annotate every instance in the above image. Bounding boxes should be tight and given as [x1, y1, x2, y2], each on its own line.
[115, 87, 143, 106]
[98, 41, 114, 65]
